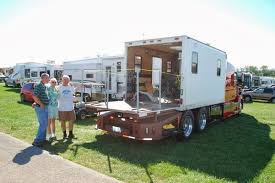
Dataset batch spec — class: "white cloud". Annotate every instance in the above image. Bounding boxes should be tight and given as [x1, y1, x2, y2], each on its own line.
[0, 0, 274, 69]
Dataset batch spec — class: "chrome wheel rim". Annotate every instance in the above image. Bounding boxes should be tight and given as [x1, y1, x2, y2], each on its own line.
[183, 116, 193, 137]
[199, 113, 207, 130]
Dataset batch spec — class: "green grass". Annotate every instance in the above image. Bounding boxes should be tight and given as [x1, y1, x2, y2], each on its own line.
[0, 84, 274, 183]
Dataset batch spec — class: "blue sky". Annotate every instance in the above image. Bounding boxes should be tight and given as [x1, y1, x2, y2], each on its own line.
[1, 0, 274, 28]
[220, 0, 275, 29]
[0, 0, 274, 68]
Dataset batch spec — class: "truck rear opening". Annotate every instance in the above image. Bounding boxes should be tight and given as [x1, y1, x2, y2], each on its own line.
[93, 36, 242, 141]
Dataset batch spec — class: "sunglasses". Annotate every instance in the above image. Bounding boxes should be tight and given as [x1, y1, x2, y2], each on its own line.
[51, 81, 56, 84]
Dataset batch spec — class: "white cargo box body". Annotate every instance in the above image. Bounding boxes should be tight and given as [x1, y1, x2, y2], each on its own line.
[181, 36, 227, 110]
[125, 35, 227, 111]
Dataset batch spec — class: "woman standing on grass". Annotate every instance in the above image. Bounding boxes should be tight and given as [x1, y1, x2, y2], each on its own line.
[47, 78, 59, 141]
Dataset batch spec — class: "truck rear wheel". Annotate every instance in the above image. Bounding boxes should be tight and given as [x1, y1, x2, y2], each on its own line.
[271, 98, 275, 104]
[195, 107, 208, 132]
[178, 110, 194, 140]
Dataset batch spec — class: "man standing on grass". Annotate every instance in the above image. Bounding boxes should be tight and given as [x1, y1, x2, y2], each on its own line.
[58, 75, 76, 139]
[32, 73, 50, 147]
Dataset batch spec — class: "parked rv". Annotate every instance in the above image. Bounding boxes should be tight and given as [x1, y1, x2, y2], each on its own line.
[92, 36, 242, 141]
[236, 72, 252, 89]
[260, 76, 275, 87]
[63, 56, 126, 101]
[4, 62, 63, 87]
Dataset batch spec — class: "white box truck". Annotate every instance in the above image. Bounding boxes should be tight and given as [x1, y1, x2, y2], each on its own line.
[93, 36, 242, 140]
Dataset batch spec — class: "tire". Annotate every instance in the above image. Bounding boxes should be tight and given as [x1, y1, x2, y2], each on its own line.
[177, 110, 194, 140]
[79, 110, 86, 120]
[194, 107, 208, 132]
[271, 98, 275, 104]
[20, 94, 25, 102]
[4, 81, 7, 87]
[244, 95, 252, 103]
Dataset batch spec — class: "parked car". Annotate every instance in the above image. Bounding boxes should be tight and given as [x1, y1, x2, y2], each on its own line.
[20, 82, 36, 102]
[242, 87, 275, 103]
[0, 74, 8, 82]
[4, 73, 21, 87]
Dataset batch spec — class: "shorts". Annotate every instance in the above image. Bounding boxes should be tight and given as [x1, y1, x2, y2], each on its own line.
[48, 105, 58, 119]
[58, 110, 76, 122]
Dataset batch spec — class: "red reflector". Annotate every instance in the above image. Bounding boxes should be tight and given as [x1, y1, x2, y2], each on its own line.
[110, 116, 114, 120]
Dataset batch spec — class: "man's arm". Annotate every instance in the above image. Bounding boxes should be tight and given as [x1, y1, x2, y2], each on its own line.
[33, 84, 45, 109]
[33, 96, 45, 109]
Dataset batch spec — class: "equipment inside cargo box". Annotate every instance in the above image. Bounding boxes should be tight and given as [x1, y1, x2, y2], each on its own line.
[126, 41, 182, 110]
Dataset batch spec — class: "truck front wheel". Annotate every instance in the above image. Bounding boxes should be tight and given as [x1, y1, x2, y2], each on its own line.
[195, 107, 208, 132]
[178, 110, 194, 140]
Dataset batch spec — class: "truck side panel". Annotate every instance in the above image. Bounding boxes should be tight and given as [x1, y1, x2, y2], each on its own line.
[181, 37, 227, 110]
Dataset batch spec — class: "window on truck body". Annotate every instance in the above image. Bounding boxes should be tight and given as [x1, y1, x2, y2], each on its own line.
[217, 59, 221, 76]
[191, 52, 198, 74]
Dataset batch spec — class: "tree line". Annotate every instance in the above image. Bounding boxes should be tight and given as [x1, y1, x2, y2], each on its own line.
[237, 65, 275, 77]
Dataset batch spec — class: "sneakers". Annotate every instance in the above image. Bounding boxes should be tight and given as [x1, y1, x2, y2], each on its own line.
[68, 133, 75, 139]
[32, 141, 43, 147]
[63, 133, 67, 139]
[49, 136, 57, 141]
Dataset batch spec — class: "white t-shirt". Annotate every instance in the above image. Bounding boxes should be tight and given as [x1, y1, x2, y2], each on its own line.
[58, 85, 75, 111]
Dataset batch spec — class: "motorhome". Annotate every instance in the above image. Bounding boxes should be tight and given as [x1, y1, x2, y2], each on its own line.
[5, 62, 63, 87]
[236, 72, 252, 88]
[260, 76, 275, 87]
[63, 56, 126, 100]
[92, 36, 242, 141]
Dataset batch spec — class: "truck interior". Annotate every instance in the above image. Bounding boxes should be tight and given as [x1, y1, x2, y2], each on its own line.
[105, 42, 182, 112]
[91, 41, 184, 113]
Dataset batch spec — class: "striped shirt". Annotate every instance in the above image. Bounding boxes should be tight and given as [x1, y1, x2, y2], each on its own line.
[33, 82, 49, 105]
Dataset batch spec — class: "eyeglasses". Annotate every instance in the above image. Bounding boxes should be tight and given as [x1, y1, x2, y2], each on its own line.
[51, 82, 56, 84]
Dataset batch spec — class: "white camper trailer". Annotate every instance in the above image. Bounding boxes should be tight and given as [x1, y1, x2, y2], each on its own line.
[63, 56, 126, 100]
[260, 76, 275, 87]
[5, 62, 63, 87]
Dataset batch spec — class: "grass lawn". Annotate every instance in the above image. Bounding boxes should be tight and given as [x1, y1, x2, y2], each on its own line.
[0, 83, 274, 183]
